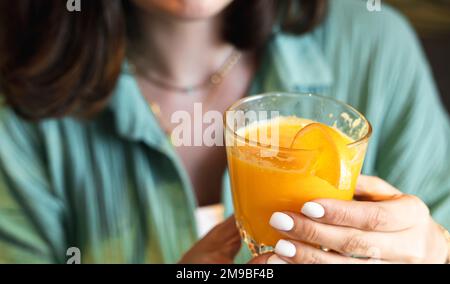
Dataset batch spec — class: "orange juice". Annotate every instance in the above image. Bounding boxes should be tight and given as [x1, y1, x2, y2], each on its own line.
[226, 116, 367, 252]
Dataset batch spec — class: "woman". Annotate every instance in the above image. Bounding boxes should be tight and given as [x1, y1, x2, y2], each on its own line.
[0, 0, 449, 264]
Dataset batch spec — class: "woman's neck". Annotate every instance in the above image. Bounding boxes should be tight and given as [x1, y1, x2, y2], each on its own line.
[129, 9, 233, 87]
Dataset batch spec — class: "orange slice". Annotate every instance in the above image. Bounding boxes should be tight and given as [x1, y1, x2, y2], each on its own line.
[290, 123, 341, 187]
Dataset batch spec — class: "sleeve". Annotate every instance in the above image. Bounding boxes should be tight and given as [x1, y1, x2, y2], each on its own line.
[0, 107, 66, 263]
[371, 9, 450, 230]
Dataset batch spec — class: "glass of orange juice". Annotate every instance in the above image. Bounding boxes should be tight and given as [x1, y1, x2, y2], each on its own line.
[224, 93, 372, 255]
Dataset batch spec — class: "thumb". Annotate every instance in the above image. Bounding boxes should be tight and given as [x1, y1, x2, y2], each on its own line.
[355, 175, 403, 201]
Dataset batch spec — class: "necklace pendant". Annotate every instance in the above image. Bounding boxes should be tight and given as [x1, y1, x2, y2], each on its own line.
[150, 103, 161, 117]
[210, 74, 222, 85]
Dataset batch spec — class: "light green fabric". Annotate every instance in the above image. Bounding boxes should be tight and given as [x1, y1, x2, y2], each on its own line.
[0, 0, 449, 263]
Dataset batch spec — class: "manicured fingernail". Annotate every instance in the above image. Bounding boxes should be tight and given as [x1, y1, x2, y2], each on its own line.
[275, 239, 297, 258]
[269, 212, 294, 231]
[301, 202, 325, 219]
[266, 254, 288, 264]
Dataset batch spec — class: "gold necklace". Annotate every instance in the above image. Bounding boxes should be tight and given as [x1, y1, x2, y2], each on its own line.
[130, 49, 242, 96]
[129, 49, 242, 136]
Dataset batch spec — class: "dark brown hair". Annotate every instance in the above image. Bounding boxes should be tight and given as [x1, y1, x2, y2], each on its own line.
[0, 0, 327, 120]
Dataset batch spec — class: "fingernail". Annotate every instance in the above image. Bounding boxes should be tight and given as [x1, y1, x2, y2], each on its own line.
[275, 239, 297, 258]
[301, 202, 325, 219]
[266, 254, 288, 264]
[269, 212, 294, 231]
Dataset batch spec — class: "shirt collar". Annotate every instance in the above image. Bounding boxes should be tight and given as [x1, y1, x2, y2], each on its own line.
[106, 61, 170, 152]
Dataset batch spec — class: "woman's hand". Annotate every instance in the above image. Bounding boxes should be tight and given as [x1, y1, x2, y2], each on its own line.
[179, 216, 242, 264]
[262, 175, 448, 264]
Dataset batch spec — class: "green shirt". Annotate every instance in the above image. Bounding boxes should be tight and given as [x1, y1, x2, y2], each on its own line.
[1, 0, 449, 263]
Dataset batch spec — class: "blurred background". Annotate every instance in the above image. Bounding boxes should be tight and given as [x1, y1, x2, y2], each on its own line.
[387, 0, 450, 113]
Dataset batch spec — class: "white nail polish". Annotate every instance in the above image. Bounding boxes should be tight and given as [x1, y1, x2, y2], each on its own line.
[301, 202, 325, 219]
[266, 254, 288, 264]
[269, 212, 294, 231]
[275, 240, 297, 258]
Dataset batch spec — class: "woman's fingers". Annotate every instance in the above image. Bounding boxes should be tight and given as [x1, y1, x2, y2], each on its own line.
[250, 243, 387, 264]
[270, 212, 411, 261]
[295, 176, 429, 232]
[263, 176, 439, 264]
[301, 194, 429, 232]
[273, 239, 389, 264]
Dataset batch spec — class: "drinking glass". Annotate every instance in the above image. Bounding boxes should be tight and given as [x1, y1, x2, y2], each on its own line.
[224, 93, 372, 255]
